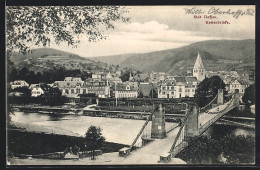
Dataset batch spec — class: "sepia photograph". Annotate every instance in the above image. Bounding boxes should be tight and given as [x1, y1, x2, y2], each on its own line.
[6, 5, 255, 166]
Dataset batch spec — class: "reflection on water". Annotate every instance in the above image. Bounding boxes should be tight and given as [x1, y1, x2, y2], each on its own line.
[10, 111, 177, 145]
[203, 123, 254, 139]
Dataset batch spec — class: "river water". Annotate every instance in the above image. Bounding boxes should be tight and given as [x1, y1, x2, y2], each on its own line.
[9, 111, 254, 146]
[10, 111, 177, 145]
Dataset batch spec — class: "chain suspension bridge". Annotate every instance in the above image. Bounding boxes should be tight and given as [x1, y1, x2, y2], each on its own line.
[117, 89, 241, 164]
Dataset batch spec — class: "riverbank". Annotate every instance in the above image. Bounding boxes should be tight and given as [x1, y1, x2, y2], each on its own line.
[7, 126, 129, 157]
[10, 104, 183, 122]
[8, 152, 187, 165]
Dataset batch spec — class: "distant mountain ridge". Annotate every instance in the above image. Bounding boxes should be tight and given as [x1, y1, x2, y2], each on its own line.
[90, 53, 139, 66]
[10, 48, 86, 63]
[93, 39, 255, 74]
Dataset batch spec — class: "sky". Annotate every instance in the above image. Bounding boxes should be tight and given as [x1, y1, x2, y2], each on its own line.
[47, 5, 255, 58]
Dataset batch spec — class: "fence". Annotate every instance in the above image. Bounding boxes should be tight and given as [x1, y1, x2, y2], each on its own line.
[199, 96, 235, 134]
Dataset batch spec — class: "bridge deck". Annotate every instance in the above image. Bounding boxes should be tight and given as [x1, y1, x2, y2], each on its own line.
[119, 127, 181, 164]
[199, 102, 231, 128]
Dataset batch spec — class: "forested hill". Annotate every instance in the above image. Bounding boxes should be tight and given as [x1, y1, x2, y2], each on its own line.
[93, 39, 255, 74]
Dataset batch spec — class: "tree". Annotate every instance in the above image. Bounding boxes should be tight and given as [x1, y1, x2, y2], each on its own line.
[6, 6, 130, 72]
[10, 87, 31, 97]
[6, 6, 129, 55]
[40, 83, 65, 105]
[220, 134, 255, 164]
[85, 126, 106, 160]
[120, 70, 130, 82]
[149, 88, 158, 98]
[194, 76, 226, 107]
[242, 84, 255, 108]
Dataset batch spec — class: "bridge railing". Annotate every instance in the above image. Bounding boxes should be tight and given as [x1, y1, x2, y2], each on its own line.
[129, 112, 154, 151]
[169, 113, 188, 153]
[199, 95, 235, 134]
[200, 91, 219, 112]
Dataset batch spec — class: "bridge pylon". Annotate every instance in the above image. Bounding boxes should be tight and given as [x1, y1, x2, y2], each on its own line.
[151, 103, 166, 139]
[184, 104, 199, 141]
[217, 89, 224, 105]
[233, 89, 240, 108]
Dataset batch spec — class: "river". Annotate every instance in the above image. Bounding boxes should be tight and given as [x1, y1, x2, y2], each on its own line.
[10, 111, 177, 145]
[9, 111, 254, 146]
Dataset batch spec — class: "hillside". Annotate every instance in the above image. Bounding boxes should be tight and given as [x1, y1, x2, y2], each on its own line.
[91, 53, 138, 66]
[9, 48, 111, 73]
[93, 39, 255, 75]
[10, 48, 82, 63]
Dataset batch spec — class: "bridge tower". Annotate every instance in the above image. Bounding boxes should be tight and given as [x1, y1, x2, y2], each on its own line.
[217, 89, 224, 105]
[151, 103, 166, 139]
[184, 104, 199, 141]
[233, 89, 240, 108]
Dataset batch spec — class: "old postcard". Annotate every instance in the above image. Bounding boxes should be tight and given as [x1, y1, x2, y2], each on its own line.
[6, 5, 255, 166]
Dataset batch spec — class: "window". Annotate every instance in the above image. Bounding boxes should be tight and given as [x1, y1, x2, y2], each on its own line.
[83, 89, 86, 94]
[162, 92, 165, 95]
[71, 89, 74, 93]
[179, 88, 182, 92]
[76, 88, 80, 93]
[65, 89, 69, 94]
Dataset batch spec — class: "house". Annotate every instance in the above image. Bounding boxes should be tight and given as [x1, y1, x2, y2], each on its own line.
[184, 76, 198, 97]
[53, 77, 85, 97]
[157, 80, 175, 98]
[150, 72, 167, 83]
[228, 79, 250, 94]
[114, 82, 138, 98]
[10, 80, 29, 89]
[84, 79, 110, 98]
[31, 84, 46, 97]
[64, 77, 83, 82]
[174, 77, 186, 98]
[157, 76, 197, 98]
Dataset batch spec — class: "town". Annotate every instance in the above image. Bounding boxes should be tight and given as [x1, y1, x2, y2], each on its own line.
[6, 5, 255, 166]
[9, 53, 254, 103]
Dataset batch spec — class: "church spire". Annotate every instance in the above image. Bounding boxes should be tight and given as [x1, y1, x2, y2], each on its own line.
[193, 52, 204, 69]
[192, 52, 206, 82]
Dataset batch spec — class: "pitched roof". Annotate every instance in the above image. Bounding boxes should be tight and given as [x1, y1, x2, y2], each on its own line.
[193, 53, 204, 69]
[115, 83, 137, 91]
[237, 79, 250, 85]
[29, 84, 38, 89]
[64, 77, 82, 81]
[174, 77, 186, 83]
[185, 76, 198, 82]
[53, 81, 83, 88]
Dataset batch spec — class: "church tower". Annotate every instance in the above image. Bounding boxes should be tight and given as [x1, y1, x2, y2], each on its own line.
[193, 53, 206, 82]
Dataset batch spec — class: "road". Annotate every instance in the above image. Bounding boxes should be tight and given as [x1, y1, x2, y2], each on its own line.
[118, 126, 181, 164]
[198, 102, 230, 128]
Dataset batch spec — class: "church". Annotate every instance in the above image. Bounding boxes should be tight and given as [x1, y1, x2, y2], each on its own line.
[157, 53, 206, 98]
[193, 53, 206, 82]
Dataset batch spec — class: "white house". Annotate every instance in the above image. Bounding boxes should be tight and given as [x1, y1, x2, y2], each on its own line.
[53, 77, 85, 97]
[114, 82, 138, 98]
[31, 84, 45, 97]
[10, 80, 29, 89]
[228, 79, 250, 94]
